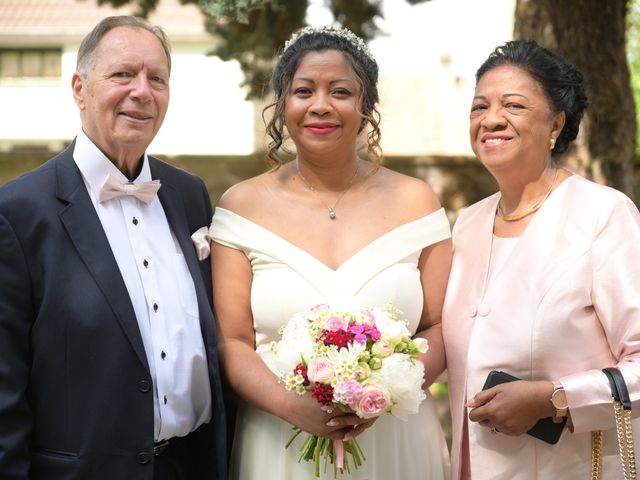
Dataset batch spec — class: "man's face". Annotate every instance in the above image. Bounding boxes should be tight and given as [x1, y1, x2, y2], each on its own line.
[72, 26, 170, 163]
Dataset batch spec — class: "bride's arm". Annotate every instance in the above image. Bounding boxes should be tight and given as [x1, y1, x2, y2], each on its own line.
[414, 238, 452, 388]
[405, 181, 453, 388]
[211, 241, 370, 440]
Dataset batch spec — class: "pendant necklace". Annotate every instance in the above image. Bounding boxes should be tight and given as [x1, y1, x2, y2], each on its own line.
[296, 161, 359, 220]
[497, 168, 559, 222]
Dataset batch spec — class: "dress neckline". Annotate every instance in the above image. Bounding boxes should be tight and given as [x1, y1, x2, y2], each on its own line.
[213, 207, 448, 272]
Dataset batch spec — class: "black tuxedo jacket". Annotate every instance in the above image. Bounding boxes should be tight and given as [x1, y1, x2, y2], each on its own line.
[0, 142, 227, 479]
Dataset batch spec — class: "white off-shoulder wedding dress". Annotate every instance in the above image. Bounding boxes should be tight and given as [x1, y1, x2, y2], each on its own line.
[210, 207, 451, 479]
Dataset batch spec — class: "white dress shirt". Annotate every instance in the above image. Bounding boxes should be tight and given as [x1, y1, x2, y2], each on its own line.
[73, 130, 211, 441]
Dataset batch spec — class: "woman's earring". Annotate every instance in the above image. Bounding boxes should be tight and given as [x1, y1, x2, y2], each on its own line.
[550, 138, 556, 150]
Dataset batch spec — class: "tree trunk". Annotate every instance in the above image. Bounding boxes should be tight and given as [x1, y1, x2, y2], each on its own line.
[514, 0, 637, 201]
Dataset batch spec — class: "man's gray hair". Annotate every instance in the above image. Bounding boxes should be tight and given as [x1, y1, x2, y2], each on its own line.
[76, 15, 171, 78]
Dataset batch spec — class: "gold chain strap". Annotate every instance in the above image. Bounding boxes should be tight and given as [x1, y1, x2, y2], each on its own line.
[591, 400, 637, 480]
[622, 406, 637, 479]
[591, 431, 603, 480]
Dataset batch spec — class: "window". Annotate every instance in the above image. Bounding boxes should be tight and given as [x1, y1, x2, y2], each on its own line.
[0, 49, 62, 79]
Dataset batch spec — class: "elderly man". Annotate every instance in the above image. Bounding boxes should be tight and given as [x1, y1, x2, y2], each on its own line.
[0, 16, 226, 480]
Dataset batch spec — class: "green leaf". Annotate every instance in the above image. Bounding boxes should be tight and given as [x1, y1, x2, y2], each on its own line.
[198, 0, 275, 23]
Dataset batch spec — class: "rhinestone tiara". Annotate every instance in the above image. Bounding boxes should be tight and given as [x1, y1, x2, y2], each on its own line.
[283, 25, 374, 62]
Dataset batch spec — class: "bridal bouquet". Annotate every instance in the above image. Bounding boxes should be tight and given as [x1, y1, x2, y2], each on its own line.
[270, 303, 428, 477]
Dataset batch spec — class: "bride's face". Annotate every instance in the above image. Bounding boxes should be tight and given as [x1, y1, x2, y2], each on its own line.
[284, 49, 362, 159]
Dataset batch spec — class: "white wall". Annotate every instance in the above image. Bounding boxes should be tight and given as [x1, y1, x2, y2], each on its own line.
[0, 49, 77, 150]
[151, 47, 254, 156]
[0, 40, 256, 155]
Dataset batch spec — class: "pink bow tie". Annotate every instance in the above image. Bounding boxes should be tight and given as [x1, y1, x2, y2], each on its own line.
[99, 175, 161, 204]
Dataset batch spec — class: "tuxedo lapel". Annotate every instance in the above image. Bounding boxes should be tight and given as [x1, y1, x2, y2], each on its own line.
[149, 161, 227, 478]
[155, 181, 198, 272]
[55, 150, 149, 371]
[152, 166, 215, 345]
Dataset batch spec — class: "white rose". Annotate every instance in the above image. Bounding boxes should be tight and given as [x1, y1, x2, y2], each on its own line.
[271, 315, 315, 373]
[374, 311, 410, 345]
[371, 340, 394, 358]
[378, 353, 426, 420]
[411, 338, 429, 354]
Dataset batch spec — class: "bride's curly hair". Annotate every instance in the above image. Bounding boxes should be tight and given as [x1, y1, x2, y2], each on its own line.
[263, 27, 382, 167]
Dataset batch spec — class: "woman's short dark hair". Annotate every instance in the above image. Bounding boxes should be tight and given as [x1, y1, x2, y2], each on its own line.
[475, 40, 588, 156]
[77, 16, 171, 78]
[263, 26, 381, 166]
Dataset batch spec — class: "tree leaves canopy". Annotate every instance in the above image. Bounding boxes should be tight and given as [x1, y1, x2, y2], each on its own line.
[198, 0, 275, 23]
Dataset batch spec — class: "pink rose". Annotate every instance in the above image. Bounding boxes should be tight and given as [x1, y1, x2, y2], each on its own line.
[356, 386, 390, 419]
[325, 316, 347, 332]
[306, 357, 334, 384]
[333, 379, 363, 409]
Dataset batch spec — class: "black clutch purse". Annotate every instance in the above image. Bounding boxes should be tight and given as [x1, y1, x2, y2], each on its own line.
[482, 370, 567, 445]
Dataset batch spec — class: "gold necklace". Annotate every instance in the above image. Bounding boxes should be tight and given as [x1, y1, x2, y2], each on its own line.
[296, 161, 359, 220]
[497, 168, 559, 222]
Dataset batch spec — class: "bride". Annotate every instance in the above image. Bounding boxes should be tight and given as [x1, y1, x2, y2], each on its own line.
[210, 26, 452, 479]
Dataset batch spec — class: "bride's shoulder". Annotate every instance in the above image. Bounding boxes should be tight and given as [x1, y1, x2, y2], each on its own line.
[217, 171, 276, 216]
[375, 167, 441, 214]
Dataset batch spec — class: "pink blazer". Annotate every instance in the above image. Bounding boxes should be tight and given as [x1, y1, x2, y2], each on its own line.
[443, 175, 640, 479]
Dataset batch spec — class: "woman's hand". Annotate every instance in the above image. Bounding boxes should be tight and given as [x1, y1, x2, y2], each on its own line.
[466, 380, 555, 435]
[281, 392, 378, 440]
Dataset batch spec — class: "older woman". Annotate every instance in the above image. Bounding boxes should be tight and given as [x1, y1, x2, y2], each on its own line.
[209, 26, 452, 479]
[443, 40, 640, 479]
